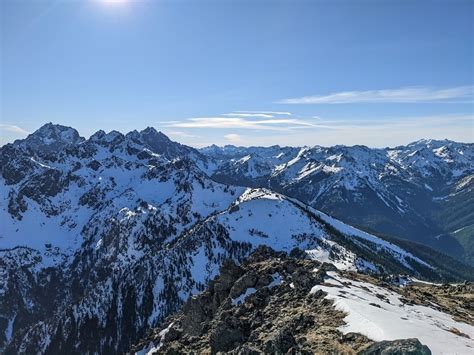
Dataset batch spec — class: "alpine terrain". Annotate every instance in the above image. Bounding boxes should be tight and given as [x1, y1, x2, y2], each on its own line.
[1, 124, 473, 354]
[201, 140, 474, 266]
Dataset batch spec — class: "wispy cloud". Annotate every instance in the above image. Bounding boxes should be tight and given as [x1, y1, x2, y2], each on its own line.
[221, 111, 293, 118]
[0, 124, 30, 135]
[224, 133, 243, 143]
[164, 130, 199, 138]
[277, 86, 474, 104]
[221, 113, 275, 118]
[164, 116, 317, 131]
[209, 114, 473, 148]
[234, 110, 292, 116]
[0, 124, 30, 146]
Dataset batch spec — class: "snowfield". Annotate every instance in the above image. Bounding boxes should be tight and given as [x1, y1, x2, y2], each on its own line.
[232, 188, 432, 271]
[311, 272, 474, 354]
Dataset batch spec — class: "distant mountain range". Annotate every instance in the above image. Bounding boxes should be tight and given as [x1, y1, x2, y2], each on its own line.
[0, 123, 472, 354]
[201, 139, 474, 266]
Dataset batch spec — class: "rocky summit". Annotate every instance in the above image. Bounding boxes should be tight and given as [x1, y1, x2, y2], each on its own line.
[133, 246, 473, 354]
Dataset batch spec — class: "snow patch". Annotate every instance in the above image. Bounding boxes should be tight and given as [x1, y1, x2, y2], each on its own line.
[136, 322, 175, 355]
[232, 287, 257, 305]
[311, 273, 474, 354]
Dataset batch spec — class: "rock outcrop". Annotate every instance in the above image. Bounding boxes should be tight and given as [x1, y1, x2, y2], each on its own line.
[132, 247, 437, 354]
[360, 339, 431, 355]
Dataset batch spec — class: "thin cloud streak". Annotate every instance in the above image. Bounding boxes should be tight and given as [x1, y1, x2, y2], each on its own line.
[0, 124, 30, 146]
[200, 114, 473, 148]
[164, 130, 200, 138]
[224, 133, 243, 143]
[277, 86, 474, 104]
[235, 110, 292, 116]
[221, 113, 275, 118]
[0, 124, 30, 135]
[164, 116, 318, 131]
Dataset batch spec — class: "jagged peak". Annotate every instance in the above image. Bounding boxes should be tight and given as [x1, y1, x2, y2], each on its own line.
[13, 122, 84, 153]
[103, 130, 124, 142]
[131, 127, 197, 158]
[89, 130, 106, 141]
[124, 129, 140, 140]
[139, 126, 172, 142]
[88, 130, 125, 146]
[27, 122, 82, 141]
[403, 138, 457, 149]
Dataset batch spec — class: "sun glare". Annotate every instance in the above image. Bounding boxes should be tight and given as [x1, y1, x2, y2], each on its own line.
[102, 0, 128, 4]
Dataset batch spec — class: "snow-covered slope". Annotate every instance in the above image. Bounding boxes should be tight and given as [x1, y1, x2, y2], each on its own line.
[3, 184, 438, 353]
[202, 140, 474, 264]
[0, 124, 471, 354]
[312, 271, 474, 354]
[0, 125, 234, 352]
[2, 181, 432, 354]
[200, 188, 431, 273]
[1, 127, 224, 265]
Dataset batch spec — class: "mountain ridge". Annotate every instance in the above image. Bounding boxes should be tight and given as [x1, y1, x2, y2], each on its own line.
[200, 137, 474, 265]
[1, 123, 472, 353]
[132, 246, 473, 355]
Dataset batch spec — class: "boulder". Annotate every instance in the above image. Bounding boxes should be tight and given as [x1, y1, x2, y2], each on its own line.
[263, 325, 297, 353]
[360, 338, 431, 355]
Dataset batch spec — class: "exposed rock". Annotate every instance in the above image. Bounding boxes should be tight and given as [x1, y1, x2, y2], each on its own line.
[289, 247, 308, 260]
[210, 317, 249, 353]
[263, 325, 297, 353]
[360, 338, 431, 355]
[131, 249, 372, 354]
[396, 282, 474, 326]
[131, 247, 474, 355]
[214, 260, 245, 294]
[291, 268, 324, 292]
[229, 272, 258, 299]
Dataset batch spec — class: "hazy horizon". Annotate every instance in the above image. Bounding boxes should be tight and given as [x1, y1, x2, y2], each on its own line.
[2, 121, 473, 150]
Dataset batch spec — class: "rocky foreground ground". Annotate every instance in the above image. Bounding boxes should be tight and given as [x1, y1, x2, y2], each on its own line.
[132, 247, 473, 354]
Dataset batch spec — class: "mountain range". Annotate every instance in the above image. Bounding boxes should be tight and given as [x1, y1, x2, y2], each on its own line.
[202, 139, 474, 266]
[0, 123, 472, 354]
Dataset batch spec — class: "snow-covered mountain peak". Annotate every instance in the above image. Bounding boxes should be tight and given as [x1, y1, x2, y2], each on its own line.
[139, 126, 168, 140]
[13, 123, 84, 153]
[135, 127, 195, 158]
[1, 128, 473, 354]
[405, 138, 453, 149]
[200, 139, 474, 265]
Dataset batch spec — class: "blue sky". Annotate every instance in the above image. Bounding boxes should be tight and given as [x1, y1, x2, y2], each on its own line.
[1, 0, 473, 147]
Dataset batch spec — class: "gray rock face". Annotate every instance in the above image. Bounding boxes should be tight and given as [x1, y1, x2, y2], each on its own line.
[263, 325, 297, 353]
[360, 338, 432, 355]
[133, 248, 361, 354]
[210, 317, 249, 353]
[133, 247, 467, 355]
[17, 123, 84, 154]
[291, 268, 323, 292]
[229, 272, 258, 299]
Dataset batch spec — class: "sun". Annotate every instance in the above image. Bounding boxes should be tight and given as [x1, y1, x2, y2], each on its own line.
[102, 0, 128, 4]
